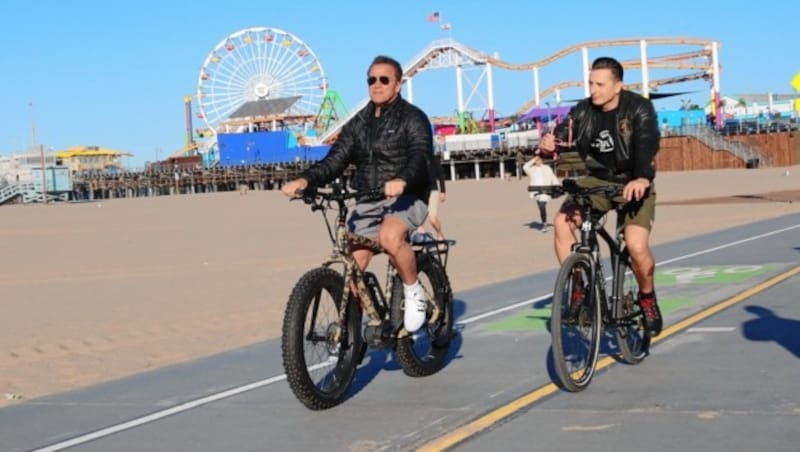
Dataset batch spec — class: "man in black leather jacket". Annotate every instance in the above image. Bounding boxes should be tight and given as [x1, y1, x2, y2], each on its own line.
[539, 56, 663, 336]
[282, 55, 434, 333]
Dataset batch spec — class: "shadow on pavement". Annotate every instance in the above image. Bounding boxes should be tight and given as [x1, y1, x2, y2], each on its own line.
[742, 305, 800, 358]
[345, 298, 466, 400]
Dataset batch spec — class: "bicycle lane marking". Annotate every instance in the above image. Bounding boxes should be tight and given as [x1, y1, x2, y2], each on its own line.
[466, 223, 799, 331]
[30, 223, 800, 451]
[482, 264, 774, 332]
[416, 264, 800, 452]
[32, 376, 287, 452]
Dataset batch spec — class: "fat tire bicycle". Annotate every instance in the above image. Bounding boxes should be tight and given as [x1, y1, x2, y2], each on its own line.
[281, 183, 455, 410]
[529, 179, 651, 392]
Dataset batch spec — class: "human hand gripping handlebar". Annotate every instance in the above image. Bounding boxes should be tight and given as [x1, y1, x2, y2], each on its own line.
[292, 184, 385, 210]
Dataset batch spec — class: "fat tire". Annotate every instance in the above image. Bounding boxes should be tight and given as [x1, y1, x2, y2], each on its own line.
[281, 267, 362, 410]
[393, 254, 454, 377]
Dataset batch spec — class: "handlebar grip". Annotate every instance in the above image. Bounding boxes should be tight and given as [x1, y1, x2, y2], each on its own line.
[356, 187, 386, 202]
[527, 185, 556, 192]
[527, 185, 564, 197]
[297, 186, 319, 204]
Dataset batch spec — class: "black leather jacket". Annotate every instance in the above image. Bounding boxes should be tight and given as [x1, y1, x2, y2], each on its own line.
[301, 96, 433, 200]
[553, 89, 660, 182]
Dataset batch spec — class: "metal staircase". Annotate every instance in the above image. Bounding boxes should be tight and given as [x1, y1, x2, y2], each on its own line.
[0, 183, 51, 205]
[679, 125, 771, 167]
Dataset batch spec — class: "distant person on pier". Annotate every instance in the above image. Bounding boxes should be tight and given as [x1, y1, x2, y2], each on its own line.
[281, 55, 434, 333]
[523, 155, 560, 232]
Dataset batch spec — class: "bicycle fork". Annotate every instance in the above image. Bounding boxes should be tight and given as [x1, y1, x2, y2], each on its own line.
[580, 254, 611, 329]
[610, 253, 641, 328]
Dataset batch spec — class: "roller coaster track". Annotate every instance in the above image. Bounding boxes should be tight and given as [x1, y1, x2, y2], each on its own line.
[446, 37, 712, 71]
[514, 71, 711, 117]
[319, 36, 717, 143]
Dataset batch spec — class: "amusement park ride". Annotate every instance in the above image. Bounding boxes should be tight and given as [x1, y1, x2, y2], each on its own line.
[171, 27, 723, 167]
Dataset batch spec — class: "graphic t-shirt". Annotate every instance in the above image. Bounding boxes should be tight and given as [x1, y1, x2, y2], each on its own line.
[589, 108, 618, 172]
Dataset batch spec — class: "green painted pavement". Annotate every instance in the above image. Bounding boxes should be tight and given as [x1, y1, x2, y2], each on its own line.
[482, 265, 777, 332]
[655, 264, 775, 286]
[483, 297, 693, 332]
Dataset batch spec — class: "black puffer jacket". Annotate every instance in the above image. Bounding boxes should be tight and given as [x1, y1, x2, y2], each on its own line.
[301, 96, 433, 200]
[554, 89, 660, 182]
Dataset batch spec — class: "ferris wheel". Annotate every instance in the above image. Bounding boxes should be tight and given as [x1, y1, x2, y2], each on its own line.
[196, 27, 327, 134]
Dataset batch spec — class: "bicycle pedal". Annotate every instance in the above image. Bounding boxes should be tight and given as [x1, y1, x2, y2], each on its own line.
[364, 321, 394, 348]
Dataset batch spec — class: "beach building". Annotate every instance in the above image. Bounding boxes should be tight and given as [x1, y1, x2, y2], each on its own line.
[0, 150, 71, 204]
[55, 146, 132, 175]
[0, 151, 56, 185]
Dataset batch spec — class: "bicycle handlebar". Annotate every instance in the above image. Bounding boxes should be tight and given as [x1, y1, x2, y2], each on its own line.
[527, 179, 624, 198]
[297, 185, 385, 207]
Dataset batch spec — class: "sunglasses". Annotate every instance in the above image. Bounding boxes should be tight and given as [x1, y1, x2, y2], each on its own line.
[367, 75, 392, 86]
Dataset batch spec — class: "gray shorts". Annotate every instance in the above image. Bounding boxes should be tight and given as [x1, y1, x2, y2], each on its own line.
[347, 194, 428, 239]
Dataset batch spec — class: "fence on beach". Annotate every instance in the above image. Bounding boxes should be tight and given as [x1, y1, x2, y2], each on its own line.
[2, 129, 796, 205]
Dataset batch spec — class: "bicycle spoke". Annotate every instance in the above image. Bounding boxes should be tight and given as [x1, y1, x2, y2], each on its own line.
[614, 257, 650, 364]
[551, 254, 601, 392]
[283, 267, 361, 410]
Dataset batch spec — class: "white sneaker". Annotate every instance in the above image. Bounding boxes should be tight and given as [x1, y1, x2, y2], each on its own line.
[403, 282, 428, 333]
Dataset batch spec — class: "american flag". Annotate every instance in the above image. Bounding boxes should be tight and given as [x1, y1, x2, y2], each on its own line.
[427, 11, 440, 22]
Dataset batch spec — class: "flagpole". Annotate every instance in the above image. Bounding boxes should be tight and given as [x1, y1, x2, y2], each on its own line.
[439, 13, 453, 39]
[428, 11, 453, 39]
[28, 101, 37, 151]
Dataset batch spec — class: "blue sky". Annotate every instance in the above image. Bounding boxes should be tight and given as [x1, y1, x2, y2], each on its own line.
[2, 0, 798, 168]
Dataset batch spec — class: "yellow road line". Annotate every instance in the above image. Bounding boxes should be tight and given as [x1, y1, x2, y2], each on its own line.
[418, 264, 800, 452]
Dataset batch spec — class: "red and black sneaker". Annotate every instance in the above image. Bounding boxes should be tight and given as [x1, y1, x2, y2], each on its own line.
[638, 292, 662, 336]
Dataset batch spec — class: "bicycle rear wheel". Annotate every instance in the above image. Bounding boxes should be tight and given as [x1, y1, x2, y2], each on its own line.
[614, 255, 650, 364]
[392, 254, 454, 377]
[281, 267, 362, 410]
[551, 253, 602, 392]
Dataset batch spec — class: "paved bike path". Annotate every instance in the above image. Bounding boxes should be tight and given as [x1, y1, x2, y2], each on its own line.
[452, 270, 800, 452]
[2, 213, 798, 451]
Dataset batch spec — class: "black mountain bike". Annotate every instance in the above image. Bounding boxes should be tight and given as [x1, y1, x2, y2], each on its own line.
[529, 179, 650, 392]
[281, 183, 455, 410]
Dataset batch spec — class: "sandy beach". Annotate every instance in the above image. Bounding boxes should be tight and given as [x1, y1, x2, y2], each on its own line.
[1, 165, 798, 407]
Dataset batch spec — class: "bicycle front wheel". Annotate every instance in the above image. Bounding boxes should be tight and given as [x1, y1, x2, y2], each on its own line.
[551, 253, 602, 392]
[281, 267, 362, 410]
[614, 254, 650, 364]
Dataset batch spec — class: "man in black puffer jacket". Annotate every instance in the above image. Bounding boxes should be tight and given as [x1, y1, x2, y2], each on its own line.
[539, 56, 663, 336]
[282, 55, 434, 333]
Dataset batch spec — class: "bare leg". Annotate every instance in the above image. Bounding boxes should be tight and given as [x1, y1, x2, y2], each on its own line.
[428, 214, 444, 240]
[623, 224, 655, 293]
[351, 248, 373, 272]
[378, 216, 417, 285]
[553, 208, 581, 263]
[349, 247, 374, 296]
